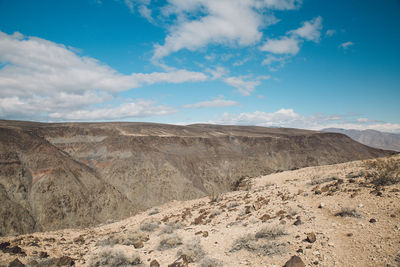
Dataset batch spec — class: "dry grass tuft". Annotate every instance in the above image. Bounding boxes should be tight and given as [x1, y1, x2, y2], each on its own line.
[176, 238, 205, 263]
[158, 234, 182, 251]
[88, 246, 142, 266]
[335, 207, 362, 218]
[255, 225, 287, 239]
[363, 157, 400, 187]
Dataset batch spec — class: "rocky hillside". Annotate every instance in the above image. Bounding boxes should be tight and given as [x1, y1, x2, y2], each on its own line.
[0, 155, 399, 266]
[322, 128, 400, 152]
[0, 120, 396, 236]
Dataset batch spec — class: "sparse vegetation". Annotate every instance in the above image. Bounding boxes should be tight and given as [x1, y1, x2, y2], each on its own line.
[227, 201, 239, 209]
[160, 221, 184, 235]
[335, 207, 362, 218]
[148, 208, 159, 215]
[140, 221, 159, 232]
[96, 231, 149, 247]
[363, 157, 400, 187]
[177, 238, 205, 263]
[158, 234, 182, 250]
[308, 176, 337, 186]
[231, 225, 287, 256]
[198, 257, 223, 267]
[88, 246, 142, 266]
[255, 225, 287, 239]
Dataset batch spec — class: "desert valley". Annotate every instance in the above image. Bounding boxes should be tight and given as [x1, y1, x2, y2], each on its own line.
[0, 120, 399, 267]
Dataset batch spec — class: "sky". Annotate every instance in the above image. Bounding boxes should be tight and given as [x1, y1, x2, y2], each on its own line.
[0, 0, 399, 132]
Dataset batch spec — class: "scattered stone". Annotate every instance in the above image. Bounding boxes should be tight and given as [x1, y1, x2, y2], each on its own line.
[39, 251, 49, 258]
[369, 218, 377, 223]
[284, 255, 305, 267]
[202, 231, 209, 238]
[6, 246, 26, 256]
[296, 248, 303, 254]
[314, 190, 322, 195]
[73, 235, 85, 244]
[0, 242, 10, 252]
[293, 218, 302, 226]
[318, 203, 324, 209]
[260, 214, 271, 222]
[168, 254, 189, 267]
[150, 259, 160, 267]
[8, 258, 25, 267]
[346, 233, 353, 237]
[306, 232, 316, 243]
[55, 256, 74, 266]
[133, 240, 144, 249]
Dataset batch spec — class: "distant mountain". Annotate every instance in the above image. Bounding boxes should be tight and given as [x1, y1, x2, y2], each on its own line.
[322, 128, 400, 152]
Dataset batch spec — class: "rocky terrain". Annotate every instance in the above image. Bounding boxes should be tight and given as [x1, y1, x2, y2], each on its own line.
[0, 120, 395, 236]
[0, 155, 399, 267]
[322, 128, 400, 152]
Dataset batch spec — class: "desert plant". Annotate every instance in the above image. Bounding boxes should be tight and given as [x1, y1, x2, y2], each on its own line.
[255, 225, 287, 239]
[96, 231, 149, 247]
[140, 221, 159, 232]
[308, 176, 337, 186]
[363, 157, 400, 187]
[177, 238, 205, 263]
[231, 234, 286, 256]
[335, 207, 362, 218]
[160, 221, 184, 235]
[158, 234, 182, 250]
[88, 246, 142, 266]
[227, 201, 239, 209]
[148, 208, 159, 215]
[198, 257, 223, 267]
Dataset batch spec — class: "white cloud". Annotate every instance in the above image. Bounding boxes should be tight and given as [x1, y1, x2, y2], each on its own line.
[289, 16, 322, 42]
[259, 16, 322, 56]
[259, 36, 300, 55]
[48, 100, 176, 121]
[224, 75, 270, 96]
[262, 55, 288, 71]
[325, 29, 336, 37]
[0, 31, 207, 120]
[152, 0, 302, 60]
[205, 66, 227, 80]
[183, 98, 240, 108]
[211, 109, 400, 133]
[339, 41, 354, 50]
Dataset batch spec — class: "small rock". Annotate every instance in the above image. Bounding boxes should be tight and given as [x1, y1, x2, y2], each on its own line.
[293, 219, 302, 226]
[150, 259, 160, 267]
[318, 203, 324, 209]
[39, 251, 49, 258]
[306, 232, 316, 243]
[346, 233, 353, 237]
[7, 246, 26, 256]
[313, 250, 320, 256]
[73, 235, 84, 244]
[0, 242, 10, 252]
[369, 218, 377, 223]
[133, 240, 144, 249]
[296, 248, 303, 253]
[283, 255, 305, 267]
[202, 231, 209, 237]
[55, 256, 74, 266]
[8, 258, 25, 267]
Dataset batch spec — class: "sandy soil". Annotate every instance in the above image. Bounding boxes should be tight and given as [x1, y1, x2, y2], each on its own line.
[1, 155, 399, 267]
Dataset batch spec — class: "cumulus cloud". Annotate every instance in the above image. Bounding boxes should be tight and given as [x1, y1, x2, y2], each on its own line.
[152, 0, 302, 60]
[289, 16, 322, 42]
[339, 41, 354, 50]
[48, 100, 176, 121]
[211, 109, 400, 133]
[325, 29, 336, 37]
[0, 31, 207, 121]
[224, 75, 270, 96]
[183, 98, 240, 109]
[260, 16, 322, 56]
[259, 36, 300, 55]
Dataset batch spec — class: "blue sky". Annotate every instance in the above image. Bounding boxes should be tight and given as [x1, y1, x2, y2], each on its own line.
[0, 0, 399, 132]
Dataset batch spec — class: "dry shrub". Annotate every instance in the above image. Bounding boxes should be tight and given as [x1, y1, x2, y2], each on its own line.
[335, 207, 362, 218]
[148, 208, 159, 215]
[255, 225, 287, 239]
[140, 221, 159, 232]
[88, 246, 142, 266]
[160, 221, 184, 235]
[231, 225, 287, 256]
[308, 176, 337, 186]
[177, 238, 205, 263]
[96, 231, 149, 247]
[363, 157, 400, 187]
[158, 234, 182, 250]
[198, 257, 223, 267]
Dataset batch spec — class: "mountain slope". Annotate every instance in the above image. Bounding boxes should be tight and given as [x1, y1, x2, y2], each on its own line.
[322, 128, 400, 152]
[0, 120, 396, 235]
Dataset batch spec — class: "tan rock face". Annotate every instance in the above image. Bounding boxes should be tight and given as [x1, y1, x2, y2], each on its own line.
[0, 120, 395, 235]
